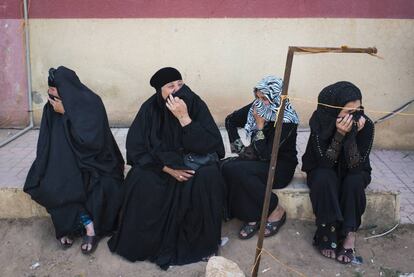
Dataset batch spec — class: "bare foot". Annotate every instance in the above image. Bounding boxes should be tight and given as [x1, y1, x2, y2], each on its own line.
[321, 249, 336, 259]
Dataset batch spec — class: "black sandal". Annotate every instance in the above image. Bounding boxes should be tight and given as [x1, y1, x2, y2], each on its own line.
[238, 222, 259, 240]
[264, 212, 287, 237]
[336, 247, 355, 264]
[58, 236, 74, 249]
[313, 223, 338, 260]
[81, 235, 99, 255]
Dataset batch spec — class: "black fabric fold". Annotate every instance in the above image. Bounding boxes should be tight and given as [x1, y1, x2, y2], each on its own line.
[108, 83, 225, 269]
[24, 66, 124, 238]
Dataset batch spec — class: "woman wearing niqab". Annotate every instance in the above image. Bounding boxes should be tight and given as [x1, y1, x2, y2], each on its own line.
[24, 66, 125, 254]
[302, 81, 374, 264]
[108, 67, 225, 270]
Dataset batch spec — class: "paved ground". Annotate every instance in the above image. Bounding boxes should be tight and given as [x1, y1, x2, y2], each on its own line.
[1, 128, 413, 223]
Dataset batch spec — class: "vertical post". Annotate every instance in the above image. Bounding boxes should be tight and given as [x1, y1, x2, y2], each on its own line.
[251, 47, 295, 277]
[23, 0, 33, 127]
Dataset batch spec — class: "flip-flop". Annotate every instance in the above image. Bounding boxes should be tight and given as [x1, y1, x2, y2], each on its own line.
[238, 222, 260, 240]
[81, 235, 100, 255]
[264, 212, 286, 237]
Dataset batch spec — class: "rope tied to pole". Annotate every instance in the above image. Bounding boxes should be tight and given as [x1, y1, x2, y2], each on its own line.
[251, 247, 308, 277]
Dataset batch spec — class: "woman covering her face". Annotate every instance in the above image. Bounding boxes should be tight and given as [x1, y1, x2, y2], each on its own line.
[24, 66, 125, 254]
[302, 81, 374, 264]
[108, 67, 225, 270]
[222, 76, 299, 240]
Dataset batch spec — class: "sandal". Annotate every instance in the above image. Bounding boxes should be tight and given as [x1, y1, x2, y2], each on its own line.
[238, 222, 259, 240]
[313, 223, 338, 260]
[336, 247, 355, 264]
[264, 212, 287, 237]
[58, 236, 74, 249]
[81, 235, 100, 255]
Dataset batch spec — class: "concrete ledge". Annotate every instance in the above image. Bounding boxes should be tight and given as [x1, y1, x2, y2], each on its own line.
[0, 184, 400, 229]
[278, 188, 400, 228]
[0, 188, 47, 218]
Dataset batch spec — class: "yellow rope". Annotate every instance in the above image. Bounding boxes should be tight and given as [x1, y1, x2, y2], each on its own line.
[287, 96, 414, 116]
[251, 247, 308, 277]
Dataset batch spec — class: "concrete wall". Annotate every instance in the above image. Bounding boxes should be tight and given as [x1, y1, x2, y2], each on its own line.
[0, 16, 29, 127]
[1, 0, 414, 149]
[29, 19, 414, 149]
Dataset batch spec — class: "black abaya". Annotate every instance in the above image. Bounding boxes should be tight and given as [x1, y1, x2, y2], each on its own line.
[108, 84, 225, 269]
[24, 66, 125, 238]
[301, 81, 375, 233]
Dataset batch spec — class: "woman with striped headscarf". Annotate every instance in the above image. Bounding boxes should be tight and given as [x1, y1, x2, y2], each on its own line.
[222, 76, 299, 239]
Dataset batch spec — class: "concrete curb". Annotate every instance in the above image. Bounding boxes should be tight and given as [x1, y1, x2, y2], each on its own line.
[0, 187, 400, 228]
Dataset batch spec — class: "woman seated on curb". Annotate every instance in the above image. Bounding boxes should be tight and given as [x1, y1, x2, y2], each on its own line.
[302, 81, 374, 264]
[222, 75, 299, 239]
[24, 66, 125, 254]
[108, 67, 225, 270]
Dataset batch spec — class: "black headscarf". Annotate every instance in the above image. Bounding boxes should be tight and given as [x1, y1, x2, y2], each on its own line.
[24, 66, 124, 225]
[150, 67, 182, 90]
[309, 81, 362, 140]
[126, 80, 224, 170]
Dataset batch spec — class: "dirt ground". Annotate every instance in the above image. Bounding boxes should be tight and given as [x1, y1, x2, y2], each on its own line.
[0, 218, 413, 277]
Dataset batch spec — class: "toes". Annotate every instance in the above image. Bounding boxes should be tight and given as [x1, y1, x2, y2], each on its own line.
[321, 250, 336, 259]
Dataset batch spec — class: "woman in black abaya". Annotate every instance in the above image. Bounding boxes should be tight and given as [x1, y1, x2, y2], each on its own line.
[302, 81, 374, 264]
[108, 67, 225, 270]
[222, 76, 299, 240]
[24, 66, 125, 254]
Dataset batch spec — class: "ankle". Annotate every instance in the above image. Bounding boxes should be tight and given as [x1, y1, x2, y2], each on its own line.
[85, 222, 95, 236]
[343, 232, 356, 248]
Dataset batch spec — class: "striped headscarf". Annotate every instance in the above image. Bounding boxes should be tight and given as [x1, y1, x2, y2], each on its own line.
[244, 76, 299, 137]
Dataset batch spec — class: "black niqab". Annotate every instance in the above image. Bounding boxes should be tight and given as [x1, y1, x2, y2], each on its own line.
[309, 81, 362, 140]
[24, 66, 124, 238]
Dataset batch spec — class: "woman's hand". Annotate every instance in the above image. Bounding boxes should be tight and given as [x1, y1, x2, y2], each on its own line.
[49, 97, 65, 114]
[336, 114, 353, 136]
[357, 116, 366, 132]
[163, 166, 195, 182]
[253, 107, 265, 130]
[166, 94, 192, 126]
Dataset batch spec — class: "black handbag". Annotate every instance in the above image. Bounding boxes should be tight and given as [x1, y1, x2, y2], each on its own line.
[183, 152, 219, 170]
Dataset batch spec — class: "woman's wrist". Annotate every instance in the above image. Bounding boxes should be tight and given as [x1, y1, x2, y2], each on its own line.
[179, 116, 192, 127]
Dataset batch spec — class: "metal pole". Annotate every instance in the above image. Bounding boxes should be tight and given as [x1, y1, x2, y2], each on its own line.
[0, 0, 34, 148]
